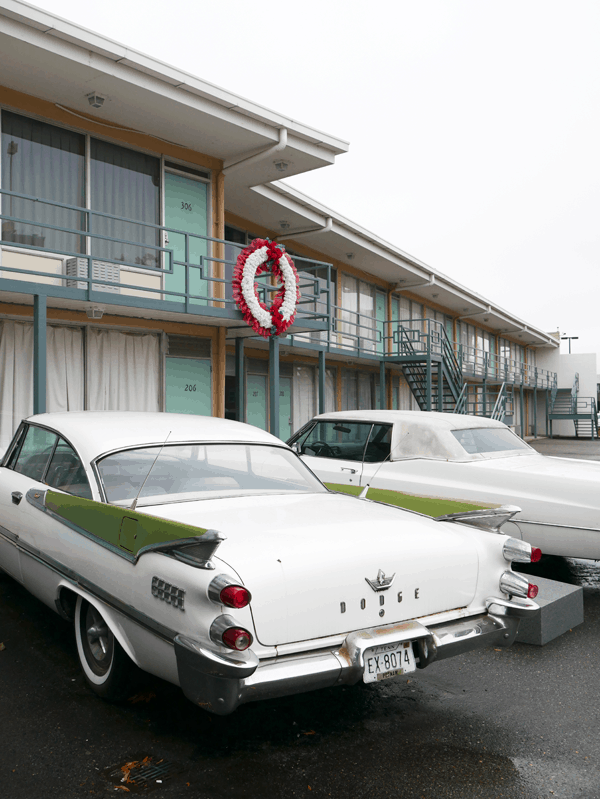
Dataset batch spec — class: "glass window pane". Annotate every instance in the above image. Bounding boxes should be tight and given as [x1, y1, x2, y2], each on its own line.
[363, 424, 393, 462]
[14, 426, 58, 482]
[451, 427, 530, 454]
[45, 438, 92, 498]
[98, 443, 324, 504]
[91, 139, 160, 267]
[1, 111, 85, 253]
[298, 421, 373, 461]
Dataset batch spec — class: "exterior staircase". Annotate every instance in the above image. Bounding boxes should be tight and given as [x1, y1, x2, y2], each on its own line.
[389, 319, 462, 411]
[455, 382, 514, 423]
[548, 373, 598, 438]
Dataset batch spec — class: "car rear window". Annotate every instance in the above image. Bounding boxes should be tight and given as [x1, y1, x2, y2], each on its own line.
[451, 427, 531, 455]
[97, 443, 326, 504]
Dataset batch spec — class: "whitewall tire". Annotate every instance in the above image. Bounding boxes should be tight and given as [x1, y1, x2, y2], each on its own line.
[74, 596, 134, 701]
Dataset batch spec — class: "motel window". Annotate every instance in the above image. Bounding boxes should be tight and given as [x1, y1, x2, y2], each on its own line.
[90, 139, 160, 267]
[1, 111, 85, 253]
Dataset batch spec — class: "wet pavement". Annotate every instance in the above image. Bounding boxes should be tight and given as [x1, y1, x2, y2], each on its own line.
[2, 438, 600, 799]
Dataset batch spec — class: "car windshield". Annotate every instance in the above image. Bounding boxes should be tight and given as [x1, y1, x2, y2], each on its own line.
[451, 427, 532, 455]
[97, 443, 326, 505]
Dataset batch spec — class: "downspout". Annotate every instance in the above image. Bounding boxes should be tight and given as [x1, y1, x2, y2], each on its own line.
[222, 128, 288, 176]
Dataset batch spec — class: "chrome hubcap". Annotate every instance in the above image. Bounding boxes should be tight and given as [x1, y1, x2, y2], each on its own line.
[85, 608, 110, 663]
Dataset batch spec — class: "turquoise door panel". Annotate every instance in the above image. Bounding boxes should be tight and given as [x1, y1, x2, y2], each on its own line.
[164, 172, 208, 305]
[279, 376, 292, 440]
[247, 374, 267, 430]
[165, 357, 212, 415]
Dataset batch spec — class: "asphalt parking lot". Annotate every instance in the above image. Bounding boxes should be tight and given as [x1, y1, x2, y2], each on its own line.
[1, 437, 599, 799]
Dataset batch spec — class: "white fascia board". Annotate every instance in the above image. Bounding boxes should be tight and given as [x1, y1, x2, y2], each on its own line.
[264, 182, 559, 348]
[0, 0, 349, 155]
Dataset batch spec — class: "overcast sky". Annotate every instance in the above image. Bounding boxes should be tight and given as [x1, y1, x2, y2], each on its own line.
[28, 0, 600, 359]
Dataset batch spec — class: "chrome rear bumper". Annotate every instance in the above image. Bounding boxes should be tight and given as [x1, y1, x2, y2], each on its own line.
[175, 596, 538, 715]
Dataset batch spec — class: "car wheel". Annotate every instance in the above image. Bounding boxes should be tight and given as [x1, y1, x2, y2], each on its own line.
[74, 596, 133, 701]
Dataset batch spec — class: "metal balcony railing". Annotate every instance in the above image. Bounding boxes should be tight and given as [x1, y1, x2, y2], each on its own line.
[0, 188, 332, 330]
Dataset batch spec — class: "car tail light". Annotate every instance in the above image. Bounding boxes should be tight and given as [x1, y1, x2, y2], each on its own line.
[208, 574, 252, 607]
[220, 585, 251, 609]
[222, 627, 253, 651]
[499, 570, 537, 599]
[209, 614, 254, 652]
[502, 537, 543, 564]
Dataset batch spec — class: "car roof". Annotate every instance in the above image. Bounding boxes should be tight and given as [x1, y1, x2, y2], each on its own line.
[24, 411, 284, 463]
[312, 410, 508, 431]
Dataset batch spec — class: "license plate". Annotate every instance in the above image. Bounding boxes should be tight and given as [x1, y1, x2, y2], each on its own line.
[363, 641, 416, 683]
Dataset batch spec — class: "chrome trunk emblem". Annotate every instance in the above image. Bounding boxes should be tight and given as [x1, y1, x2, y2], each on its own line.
[365, 569, 395, 592]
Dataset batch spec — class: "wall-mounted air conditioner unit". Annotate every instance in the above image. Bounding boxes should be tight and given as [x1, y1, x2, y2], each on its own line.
[65, 258, 121, 293]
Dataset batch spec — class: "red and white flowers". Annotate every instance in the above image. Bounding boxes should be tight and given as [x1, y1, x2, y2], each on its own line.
[232, 238, 300, 338]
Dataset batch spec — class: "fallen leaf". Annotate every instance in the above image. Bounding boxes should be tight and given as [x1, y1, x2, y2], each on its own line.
[493, 648, 502, 652]
[114, 788, 130, 793]
[302, 730, 316, 736]
[128, 691, 156, 704]
[0, 643, 5, 651]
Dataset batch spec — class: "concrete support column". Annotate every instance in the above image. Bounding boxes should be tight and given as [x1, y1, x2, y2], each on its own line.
[269, 335, 280, 438]
[33, 294, 47, 415]
[318, 350, 326, 414]
[235, 337, 245, 422]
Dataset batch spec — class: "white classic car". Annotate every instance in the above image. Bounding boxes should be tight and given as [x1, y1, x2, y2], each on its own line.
[0, 412, 539, 715]
[289, 410, 600, 560]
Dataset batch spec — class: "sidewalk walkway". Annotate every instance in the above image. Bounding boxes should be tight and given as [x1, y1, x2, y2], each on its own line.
[528, 437, 600, 461]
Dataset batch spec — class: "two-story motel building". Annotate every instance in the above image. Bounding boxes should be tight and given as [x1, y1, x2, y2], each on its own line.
[0, 1, 569, 456]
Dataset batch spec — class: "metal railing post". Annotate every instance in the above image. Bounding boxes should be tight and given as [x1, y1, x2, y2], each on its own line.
[380, 360, 386, 410]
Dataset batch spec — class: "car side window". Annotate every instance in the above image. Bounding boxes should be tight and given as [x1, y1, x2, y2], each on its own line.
[13, 426, 58, 482]
[298, 421, 374, 461]
[45, 439, 93, 499]
[363, 424, 393, 463]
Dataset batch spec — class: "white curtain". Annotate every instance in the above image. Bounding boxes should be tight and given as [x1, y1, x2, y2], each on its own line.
[0, 321, 33, 456]
[87, 328, 159, 411]
[0, 321, 84, 455]
[325, 369, 336, 413]
[47, 326, 84, 413]
[292, 366, 316, 430]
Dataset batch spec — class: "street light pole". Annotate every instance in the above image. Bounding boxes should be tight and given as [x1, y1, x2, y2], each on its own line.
[561, 335, 579, 354]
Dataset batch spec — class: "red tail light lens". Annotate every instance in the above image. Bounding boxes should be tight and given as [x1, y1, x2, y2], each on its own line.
[222, 627, 253, 651]
[531, 547, 542, 563]
[220, 585, 251, 609]
[527, 583, 539, 599]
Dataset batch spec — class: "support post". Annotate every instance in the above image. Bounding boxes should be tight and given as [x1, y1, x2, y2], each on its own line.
[269, 335, 280, 439]
[235, 337, 245, 422]
[534, 385, 538, 438]
[380, 361, 386, 410]
[520, 371, 525, 438]
[426, 356, 432, 412]
[33, 294, 47, 415]
[482, 377, 487, 417]
[318, 350, 326, 414]
[437, 362, 443, 412]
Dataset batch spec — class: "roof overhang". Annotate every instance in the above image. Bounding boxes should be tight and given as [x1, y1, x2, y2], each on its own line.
[0, 1, 348, 183]
[228, 181, 558, 348]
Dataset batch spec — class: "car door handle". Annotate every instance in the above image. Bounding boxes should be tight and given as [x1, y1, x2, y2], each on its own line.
[11, 491, 23, 506]
[340, 467, 357, 474]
